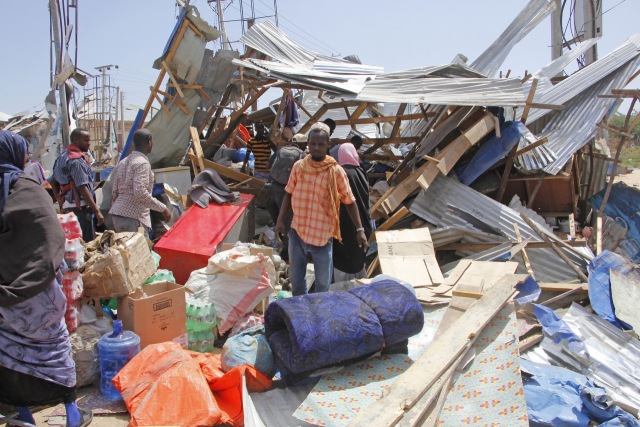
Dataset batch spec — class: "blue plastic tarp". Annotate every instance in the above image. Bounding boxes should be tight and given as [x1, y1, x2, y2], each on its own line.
[589, 182, 640, 263]
[455, 121, 527, 185]
[119, 109, 144, 162]
[521, 359, 640, 427]
[515, 276, 541, 304]
[588, 250, 638, 329]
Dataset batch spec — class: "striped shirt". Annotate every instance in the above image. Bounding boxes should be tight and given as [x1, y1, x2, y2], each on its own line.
[285, 161, 355, 247]
[52, 150, 95, 207]
[247, 137, 272, 173]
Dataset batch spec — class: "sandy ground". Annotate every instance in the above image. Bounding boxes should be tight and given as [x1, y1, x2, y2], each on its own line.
[615, 167, 640, 188]
[29, 384, 130, 427]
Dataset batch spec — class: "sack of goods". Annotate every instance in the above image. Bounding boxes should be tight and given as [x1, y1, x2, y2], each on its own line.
[265, 279, 425, 386]
[82, 231, 157, 298]
[185, 246, 276, 335]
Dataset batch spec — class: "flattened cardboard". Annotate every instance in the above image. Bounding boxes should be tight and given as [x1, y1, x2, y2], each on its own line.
[376, 228, 444, 287]
[117, 281, 187, 350]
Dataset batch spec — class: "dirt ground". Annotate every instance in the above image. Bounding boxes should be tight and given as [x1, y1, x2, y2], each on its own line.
[30, 384, 130, 427]
[614, 167, 640, 188]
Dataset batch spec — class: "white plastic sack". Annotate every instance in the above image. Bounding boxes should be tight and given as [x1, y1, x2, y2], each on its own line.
[185, 247, 276, 334]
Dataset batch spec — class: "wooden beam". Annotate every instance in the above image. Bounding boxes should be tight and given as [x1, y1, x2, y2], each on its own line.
[271, 92, 287, 140]
[350, 102, 369, 120]
[197, 157, 265, 189]
[514, 223, 535, 280]
[369, 206, 409, 243]
[347, 275, 527, 427]
[538, 282, 588, 292]
[451, 290, 484, 299]
[333, 114, 425, 126]
[189, 127, 205, 173]
[390, 104, 408, 138]
[187, 21, 203, 38]
[527, 173, 546, 209]
[497, 141, 519, 203]
[282, 88, 312, 118]
[438, 240, 586, 251]
[162, 61, 184, 98]
[597, 123, 633, 138]
[520, 213, 588, 282]
[520, 78, 538, 125]
[150, 90, 171, 119]
[611, 89, 640, 98]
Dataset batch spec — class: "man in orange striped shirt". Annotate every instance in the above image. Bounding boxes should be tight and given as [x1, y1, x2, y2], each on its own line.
[275, 122, 368, 296]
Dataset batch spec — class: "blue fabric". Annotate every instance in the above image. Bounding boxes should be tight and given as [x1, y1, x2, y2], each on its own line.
[533, 304, 581, 345]
[455, 121, 527, 186]
[221, 325, 276, 377]
[265, 280, 424, 386]
[588, 250, 638, 329]
[589, 183, 640, 263]
[288, 228, 333, 296]
[515, 276, 541, 304]
[0, 130, 27, 214]
[521, 359, 640, 427]
[17, 406, 35, 424]
[119, 109, 144, 161]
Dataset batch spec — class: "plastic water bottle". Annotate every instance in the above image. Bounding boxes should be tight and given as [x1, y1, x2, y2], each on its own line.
[98, 320, 140, 401]
[64, 300, 81, 333]
[64, 238, 85, 271]
[62, 271, 83, 301]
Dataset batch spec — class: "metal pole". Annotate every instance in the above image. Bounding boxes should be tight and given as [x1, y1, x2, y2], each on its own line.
[49, 0, 71, 148]
[120, 91, 125, 151]
[216, 0, 230, 50]
[550, 0, 563, 63]
[101, 67, 106, 141]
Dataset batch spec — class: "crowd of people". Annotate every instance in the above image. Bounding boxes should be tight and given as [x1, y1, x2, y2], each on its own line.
[0, 117, 371, 424]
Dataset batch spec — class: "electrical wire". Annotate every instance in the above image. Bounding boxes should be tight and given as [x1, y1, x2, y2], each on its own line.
[253, 0, 341, 55]
[602, 0, 627, 14]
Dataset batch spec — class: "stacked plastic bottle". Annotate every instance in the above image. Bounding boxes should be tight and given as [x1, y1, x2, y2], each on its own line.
[58, 213, 84, 333]
[186, 297, 216, 353]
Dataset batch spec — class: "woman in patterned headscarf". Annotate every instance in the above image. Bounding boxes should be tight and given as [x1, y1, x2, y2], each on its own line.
[0, 130, 93, 426]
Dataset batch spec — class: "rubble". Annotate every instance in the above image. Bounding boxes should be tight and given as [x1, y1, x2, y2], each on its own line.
[5, 0, 640, 426]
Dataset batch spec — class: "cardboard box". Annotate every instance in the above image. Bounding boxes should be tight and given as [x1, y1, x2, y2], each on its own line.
[219, 243, 274, 260]
[117, 281, 188, 350]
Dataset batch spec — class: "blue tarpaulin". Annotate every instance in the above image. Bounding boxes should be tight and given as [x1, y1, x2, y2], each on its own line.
[119, 109, 144, 162]
[455, 121, 527, 185]
[588, 250, 638, 329]
[515, 276, 541, 304]
[521, 359, 640, 427]
[533, 304, 584, 353]
[589, 182, 640, 263]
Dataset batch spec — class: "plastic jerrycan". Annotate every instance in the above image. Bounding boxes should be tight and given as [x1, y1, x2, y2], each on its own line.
[98, 320, 141, 400]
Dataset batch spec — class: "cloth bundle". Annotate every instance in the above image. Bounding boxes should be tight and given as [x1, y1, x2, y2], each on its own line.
[188, 169, 238, 208]
[265, 280, 424, 385]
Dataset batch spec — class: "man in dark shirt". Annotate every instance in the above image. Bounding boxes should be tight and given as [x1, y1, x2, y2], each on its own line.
[51, 128, 103, 242]
[241, 122, 276, 181]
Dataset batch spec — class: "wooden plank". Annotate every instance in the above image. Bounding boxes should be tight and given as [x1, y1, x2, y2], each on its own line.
[597, 123, 632, 138]
[451, 290, 484, 299]
[189, 127, 205, 173]
[596, 216, 603, 255]
[150, 89, 171, 119]
[526, 173, 546, 209]
[162, 61, 184, 98]
[350, 102, 369, 120]
[489, 137, 549, 170]
[436, 113, 495, 176]
[496, 141, 520, 203]
[346, 274, 527, 427]
[187, 20, 203, 38]
[370, 206, 409, 243]
[520, 78, 538, 125]
[283, 88, 312, 118]
[520, 213, 589, 282]
[199, 157, 265, 189]
[271, 92, 287, 140]
[519, 334, 543, 352]
[514, 223, 535, 280]
[438, 240, 586, 250]
[333, 114, 425, 126]
[538, 282, 588, 292]
[390, 104, 408, 138]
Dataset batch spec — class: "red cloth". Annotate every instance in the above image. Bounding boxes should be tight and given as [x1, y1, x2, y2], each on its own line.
[58, 145, 90, 209]
[66, 144, 90, 165]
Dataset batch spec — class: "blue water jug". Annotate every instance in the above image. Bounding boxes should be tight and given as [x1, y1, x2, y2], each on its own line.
[98, 320, 140, 400]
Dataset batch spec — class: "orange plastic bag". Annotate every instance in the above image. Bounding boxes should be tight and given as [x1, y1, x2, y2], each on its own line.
[191, 352, 272, 427]
[112, 342, 228, 427]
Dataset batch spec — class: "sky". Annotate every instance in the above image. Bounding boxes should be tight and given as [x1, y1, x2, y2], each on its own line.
[0, 0, 638, 117]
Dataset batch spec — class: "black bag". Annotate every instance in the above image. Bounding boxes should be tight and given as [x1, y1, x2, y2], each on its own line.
[269, 146, 305, 185]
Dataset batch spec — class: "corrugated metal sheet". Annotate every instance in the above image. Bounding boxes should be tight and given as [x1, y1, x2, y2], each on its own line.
[376, 63, 485, 79]
[469, 0, 555, 78]
[409, 174, 593, 282]
[517, 33, 640, 124]
[312, 61, 384, 75]
[356, 77, 526, 106]
[239, 20, 320, 65]
[537, 37, 601, 79]
[0, 111, 12, 122]
[538, 54, 640, 175]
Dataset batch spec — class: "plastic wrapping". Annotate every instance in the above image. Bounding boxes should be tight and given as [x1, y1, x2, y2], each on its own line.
[58, 212, 82, 239]
[222, 325, 275, 377]
[185, 247, 276, 334]
[64, 238, 85, 270]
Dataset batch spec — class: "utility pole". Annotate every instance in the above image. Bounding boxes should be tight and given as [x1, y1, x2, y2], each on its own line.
[120, 91, 125, 152]
[114, 86, 120, 152]
[49, 0, 71, 148]
[216, 0, 230, 50]
[550, 0, 563, 63]
[95, 64, 116, 142]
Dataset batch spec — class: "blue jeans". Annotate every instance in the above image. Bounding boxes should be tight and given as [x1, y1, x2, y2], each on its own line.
[288, 228, 333, 296]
